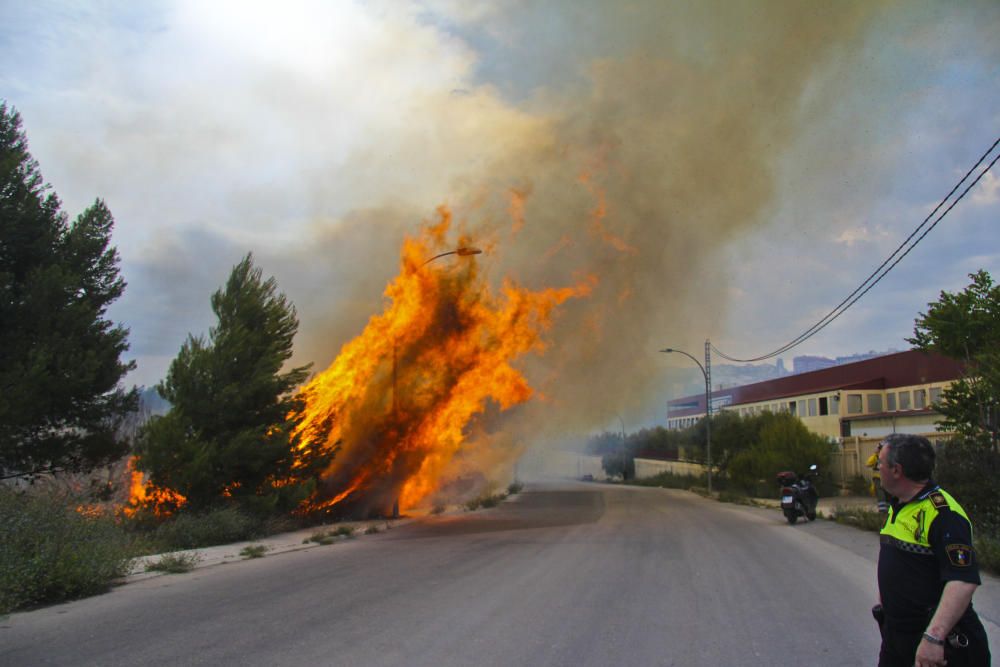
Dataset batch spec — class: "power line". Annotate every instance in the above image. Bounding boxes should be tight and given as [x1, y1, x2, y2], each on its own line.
[712, 136, 1000, 364]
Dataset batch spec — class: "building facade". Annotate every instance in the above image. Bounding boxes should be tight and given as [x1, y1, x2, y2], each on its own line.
[664, 350, 964, 486]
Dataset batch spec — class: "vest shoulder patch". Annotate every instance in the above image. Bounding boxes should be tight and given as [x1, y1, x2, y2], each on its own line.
[946, 544, 973, 567]
[930, 492, 948, 509]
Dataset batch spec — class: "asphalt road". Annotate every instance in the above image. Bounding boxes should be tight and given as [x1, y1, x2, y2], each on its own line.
[4, 482, 999, 666]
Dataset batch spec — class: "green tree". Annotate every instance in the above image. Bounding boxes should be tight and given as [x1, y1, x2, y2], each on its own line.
[601, 449, 634, 480]
[908, 270, 1000, 447]
[704, 410, 758, 473]
[0, 103, 137, 478]
[726, 412, 833, 495]
[135, 254, 334, 514]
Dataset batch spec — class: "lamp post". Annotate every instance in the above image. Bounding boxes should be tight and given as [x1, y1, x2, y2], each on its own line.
[660, 345, 713, 494]
[391, 246, 482, 518]
[421, 246, 482, 266]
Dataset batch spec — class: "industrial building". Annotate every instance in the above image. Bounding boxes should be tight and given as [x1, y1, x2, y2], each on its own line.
[663, 349, 964, 485]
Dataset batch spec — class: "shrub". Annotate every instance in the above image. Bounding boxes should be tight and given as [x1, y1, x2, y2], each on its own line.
[239, 544, 269, 559]
[146, 551, 201, 574]
[149, 506, 259, 551]
[431, 503, 446, 515]
[936, 438, 1000, 537]
[630, 471, 704, 489]
[305, 525, 354, 544]
[507, 482, 524, 495]
[364, 525, 380, 535]
[0, 490, 137, 615]
[465, 492, 506, 511]
[306, 531, 335, 545]
[727, 413, 833, 495]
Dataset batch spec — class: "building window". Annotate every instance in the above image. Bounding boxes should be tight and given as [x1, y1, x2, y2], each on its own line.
[914, 389, 927, 409]
[868, 394, 883, 413]
[886, 393, 897, 411]
[789, 401, 797, 415]
[819, 396, 829, 416]
[841, 421, 851, 437]
[808, 398, 817, 416]
[830, 394, 840, 414]
[797, 400, 806, 416]
[847, 394, 863, 414]
[930, 387, 942, 404]
[898, 391, 911, 410]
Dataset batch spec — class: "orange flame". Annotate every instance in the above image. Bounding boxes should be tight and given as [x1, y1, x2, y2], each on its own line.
[293, 207, 593, 513]
[124, 456, 186, 517]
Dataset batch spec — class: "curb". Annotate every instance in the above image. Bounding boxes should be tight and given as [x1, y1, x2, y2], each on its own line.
[125, 516, 418, 584]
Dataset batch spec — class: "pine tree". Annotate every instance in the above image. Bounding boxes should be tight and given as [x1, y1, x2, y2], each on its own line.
[136, 254, 334, 513]
[0, 103, 137, 477]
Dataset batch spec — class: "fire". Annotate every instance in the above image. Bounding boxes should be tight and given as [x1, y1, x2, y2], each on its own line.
[124, 456, 186, 517]
[293, 207, 593, 514]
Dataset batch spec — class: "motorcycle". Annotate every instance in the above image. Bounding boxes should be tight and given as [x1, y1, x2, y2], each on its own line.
[777, 464, 819, 525]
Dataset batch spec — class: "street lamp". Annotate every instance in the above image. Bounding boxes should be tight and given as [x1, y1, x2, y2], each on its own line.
[660, 347, 713, 494]
[421, 246, 482, 266]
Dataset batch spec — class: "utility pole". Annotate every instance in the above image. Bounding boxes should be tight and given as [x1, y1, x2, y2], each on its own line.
[705, 339, 713, 494]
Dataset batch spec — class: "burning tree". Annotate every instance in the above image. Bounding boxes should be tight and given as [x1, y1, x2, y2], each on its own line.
[292, 208, 592, 516]
[134, 254, 333, 515]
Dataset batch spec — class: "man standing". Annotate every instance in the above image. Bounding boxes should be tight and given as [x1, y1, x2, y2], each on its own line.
[876, 433, 990, 666]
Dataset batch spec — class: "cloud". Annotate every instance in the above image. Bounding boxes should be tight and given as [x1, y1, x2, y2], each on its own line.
[972, 170, 1000, 206]
[835, 226, 873, 246]
[4, 0, 1000, 434]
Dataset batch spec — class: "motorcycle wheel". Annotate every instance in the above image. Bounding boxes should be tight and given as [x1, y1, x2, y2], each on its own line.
[784, 510, 798, 525]
[806, 508, 817, 521]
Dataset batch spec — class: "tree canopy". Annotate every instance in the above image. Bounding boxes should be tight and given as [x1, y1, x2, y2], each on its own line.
[135, 254, 334, 514]
[0, 102, 137, 478]
[725, 412, 833, 494]
[908, 270, 1000, 447]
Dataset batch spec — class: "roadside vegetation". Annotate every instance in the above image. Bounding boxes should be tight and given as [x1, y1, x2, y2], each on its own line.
[593, 411, 836, 497]
[145, 551, 202, 574]
[239, 544, 269, 559]
[0, 490, 137, 615]
[463, 481, 523, 512]
[305, 525, 356, 545]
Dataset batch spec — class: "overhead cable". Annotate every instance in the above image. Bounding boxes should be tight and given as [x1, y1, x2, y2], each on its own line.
[712, 136, 1000, 364]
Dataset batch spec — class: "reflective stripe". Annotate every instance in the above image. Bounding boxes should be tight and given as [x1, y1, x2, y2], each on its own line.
[881, 533, 934, 555]
[880, 486, 973, 550]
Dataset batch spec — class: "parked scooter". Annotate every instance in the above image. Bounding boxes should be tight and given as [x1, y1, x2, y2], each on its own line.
[776, 464, 819, 524]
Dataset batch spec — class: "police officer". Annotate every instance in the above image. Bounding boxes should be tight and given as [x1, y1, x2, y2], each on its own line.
[875, 433, 990, 667]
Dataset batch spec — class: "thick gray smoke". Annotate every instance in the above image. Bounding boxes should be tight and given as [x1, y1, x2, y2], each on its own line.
[287, 1, 888, 455]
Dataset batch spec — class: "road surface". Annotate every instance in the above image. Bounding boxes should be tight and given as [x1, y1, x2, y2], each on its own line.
[3, 482, 998, 666]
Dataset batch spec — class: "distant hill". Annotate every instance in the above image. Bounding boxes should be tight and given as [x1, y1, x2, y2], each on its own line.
[137, 386, 171, 416]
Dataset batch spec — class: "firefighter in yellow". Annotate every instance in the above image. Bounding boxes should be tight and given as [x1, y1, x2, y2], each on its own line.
[875, 434, 989, 667]
[867, 442, 889, 514]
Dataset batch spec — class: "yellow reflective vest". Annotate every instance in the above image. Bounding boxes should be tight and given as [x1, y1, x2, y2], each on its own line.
[880, 486, 972, 555]
[866, 452, 880, 480]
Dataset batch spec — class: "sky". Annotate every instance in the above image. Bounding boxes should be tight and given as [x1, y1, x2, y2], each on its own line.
[2, 0, 998, 434]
